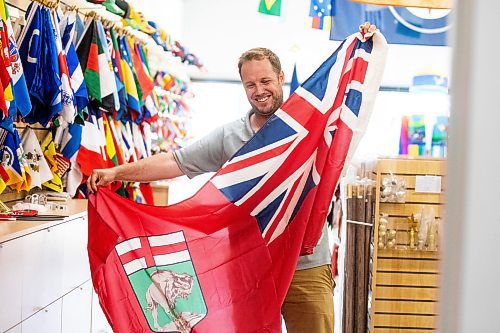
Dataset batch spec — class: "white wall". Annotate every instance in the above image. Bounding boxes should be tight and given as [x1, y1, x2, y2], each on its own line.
[440, 0, 500, 331]
[127, 0, 184, 41]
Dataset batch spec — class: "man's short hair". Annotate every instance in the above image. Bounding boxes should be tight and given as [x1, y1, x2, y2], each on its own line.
[238, 47, 282, 77]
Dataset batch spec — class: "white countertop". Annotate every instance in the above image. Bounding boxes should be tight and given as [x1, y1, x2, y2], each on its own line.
[0, 199, 88, 243]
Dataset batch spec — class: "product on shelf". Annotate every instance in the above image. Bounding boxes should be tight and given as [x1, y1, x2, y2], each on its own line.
[380, 174, 406, 203]
[378, 213, 389, 249]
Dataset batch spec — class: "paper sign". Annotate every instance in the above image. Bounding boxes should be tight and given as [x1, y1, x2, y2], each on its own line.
[415, 176, 442, 193]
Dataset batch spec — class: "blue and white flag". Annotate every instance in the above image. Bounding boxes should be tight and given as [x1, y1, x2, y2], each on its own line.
[57, 122, 83, 196]
[18, 4, 62, 125]
[50, 8, 77, 125]
[330, 0, 451, 46]
[58, 9, 88, 114]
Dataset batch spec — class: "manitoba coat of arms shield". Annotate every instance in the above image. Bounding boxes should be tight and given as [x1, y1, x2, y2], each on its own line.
[115, 231, 207, 332]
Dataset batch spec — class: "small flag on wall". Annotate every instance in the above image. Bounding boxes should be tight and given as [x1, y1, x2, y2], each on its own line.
[258, 0, 281, 16]
[310, 0, 334, 30]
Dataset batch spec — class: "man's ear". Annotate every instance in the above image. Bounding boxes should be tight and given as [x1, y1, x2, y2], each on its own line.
[279, 71, 285, 86]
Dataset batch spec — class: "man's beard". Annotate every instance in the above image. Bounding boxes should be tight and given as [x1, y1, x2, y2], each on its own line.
[252, 92, 283, 118]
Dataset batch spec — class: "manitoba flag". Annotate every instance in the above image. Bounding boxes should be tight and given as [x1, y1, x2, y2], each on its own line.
[89, 31, 387, 332]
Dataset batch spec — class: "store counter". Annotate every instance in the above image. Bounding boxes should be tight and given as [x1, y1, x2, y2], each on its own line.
[0, 199, 87, 243]
[0, 199, 112, 333]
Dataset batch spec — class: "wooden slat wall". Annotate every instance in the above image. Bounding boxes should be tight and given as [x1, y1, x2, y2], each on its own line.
[370, 157, 445, 333]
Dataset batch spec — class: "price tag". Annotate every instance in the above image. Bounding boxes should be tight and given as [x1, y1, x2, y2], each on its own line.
[415, 176, 442, 193]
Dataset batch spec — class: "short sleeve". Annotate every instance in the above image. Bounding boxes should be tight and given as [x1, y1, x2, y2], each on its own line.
[172, 127, 226, 179]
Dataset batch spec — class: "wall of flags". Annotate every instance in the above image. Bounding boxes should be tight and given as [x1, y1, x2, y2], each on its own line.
[0, 0, 200, 203]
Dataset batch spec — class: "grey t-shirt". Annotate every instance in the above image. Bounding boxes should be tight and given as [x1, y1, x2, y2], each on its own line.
[173, 110, 331, 271]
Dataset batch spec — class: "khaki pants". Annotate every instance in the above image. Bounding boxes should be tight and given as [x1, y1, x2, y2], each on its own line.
[282, 265, 334, 333]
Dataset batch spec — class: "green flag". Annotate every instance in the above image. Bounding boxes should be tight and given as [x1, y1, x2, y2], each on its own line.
[258, 0, 281, 16]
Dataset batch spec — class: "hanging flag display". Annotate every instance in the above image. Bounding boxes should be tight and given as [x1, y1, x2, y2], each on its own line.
[330, 0, 451, 46]
[88, 31, 387, 333]
[258, 0, 281, 16]
[1, 1, 197, 198]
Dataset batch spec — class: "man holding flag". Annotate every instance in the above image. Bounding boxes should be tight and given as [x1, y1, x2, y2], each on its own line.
[88, 23, 381, 333]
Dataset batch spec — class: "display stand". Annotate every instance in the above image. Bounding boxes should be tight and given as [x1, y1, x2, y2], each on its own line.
[370, 157, 445, 332]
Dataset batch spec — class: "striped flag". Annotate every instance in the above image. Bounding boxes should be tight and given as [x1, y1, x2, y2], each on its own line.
[58, 8, 88, 117]
[89, 31, 387, 332]
[76, 20, 101, 102]
[118, 35, 141, 118]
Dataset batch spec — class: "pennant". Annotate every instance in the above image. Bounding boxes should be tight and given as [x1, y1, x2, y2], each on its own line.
[20, 127, 53, 189]
[88, 31, 388, 333]
[258, 0, 281, 16]
[40, 131, 63, 192]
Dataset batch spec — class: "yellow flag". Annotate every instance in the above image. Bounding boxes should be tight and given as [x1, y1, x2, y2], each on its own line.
[41, 132, 63, 192]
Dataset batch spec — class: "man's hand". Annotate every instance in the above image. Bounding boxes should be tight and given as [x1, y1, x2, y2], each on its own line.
[87, 168, 117, 194]
[359, 22, 377, 39]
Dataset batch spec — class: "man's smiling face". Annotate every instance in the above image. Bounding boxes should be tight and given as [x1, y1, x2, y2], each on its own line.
[240, 59, 284, 117]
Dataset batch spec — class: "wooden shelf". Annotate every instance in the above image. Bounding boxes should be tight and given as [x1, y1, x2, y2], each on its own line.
[370, 157, 445, 332]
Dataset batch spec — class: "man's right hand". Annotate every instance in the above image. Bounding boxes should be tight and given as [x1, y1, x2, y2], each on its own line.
[87, 168, 117, 194]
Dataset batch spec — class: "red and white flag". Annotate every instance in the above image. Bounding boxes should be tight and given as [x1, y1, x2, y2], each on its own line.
[89, 31, 387, 333]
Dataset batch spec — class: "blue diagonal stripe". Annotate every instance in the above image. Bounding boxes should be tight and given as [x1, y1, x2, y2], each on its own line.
[219, 175, 264, 203]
